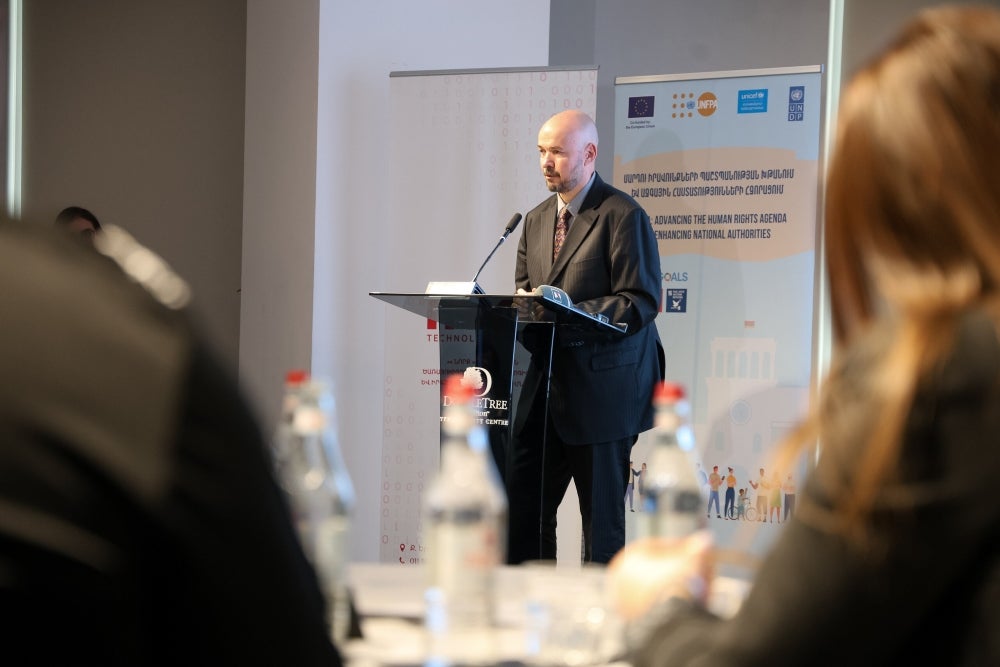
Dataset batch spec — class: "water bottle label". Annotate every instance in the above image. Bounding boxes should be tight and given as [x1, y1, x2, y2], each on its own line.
[427, 521, 498, 623]
[293, 405, 327, 433]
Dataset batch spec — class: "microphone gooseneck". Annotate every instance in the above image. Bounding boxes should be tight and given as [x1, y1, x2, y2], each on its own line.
[472, 213, 522, 286]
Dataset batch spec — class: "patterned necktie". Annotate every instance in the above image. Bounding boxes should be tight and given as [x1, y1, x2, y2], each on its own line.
[553, 206, 571, 261]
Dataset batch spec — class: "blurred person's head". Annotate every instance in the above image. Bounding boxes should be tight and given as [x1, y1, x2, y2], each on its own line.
[54, 206, 102, 241]
[825, 5, 1000, 344]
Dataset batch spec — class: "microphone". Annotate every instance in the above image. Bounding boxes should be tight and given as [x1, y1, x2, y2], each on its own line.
[501, 212, 523, 236]
[471, 213, 522, 292]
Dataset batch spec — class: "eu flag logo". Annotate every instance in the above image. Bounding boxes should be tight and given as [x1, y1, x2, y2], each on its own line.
[628, 96, 655, 118]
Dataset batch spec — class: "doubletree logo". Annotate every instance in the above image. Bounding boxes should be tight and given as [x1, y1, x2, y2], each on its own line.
[461, 367, 493, 397]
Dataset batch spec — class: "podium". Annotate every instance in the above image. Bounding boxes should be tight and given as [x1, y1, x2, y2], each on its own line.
[369, 291, 626, 483]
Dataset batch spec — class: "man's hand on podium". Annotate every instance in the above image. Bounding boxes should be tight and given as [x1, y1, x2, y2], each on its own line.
[515, 287, 546, 321]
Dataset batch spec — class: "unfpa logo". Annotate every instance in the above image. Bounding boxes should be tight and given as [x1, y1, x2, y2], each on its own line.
[671, 92, 717, 119]
[697, 92, 718, 116]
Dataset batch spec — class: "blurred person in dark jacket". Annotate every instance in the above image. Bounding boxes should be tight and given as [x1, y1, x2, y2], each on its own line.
[0, 219, 341, 665]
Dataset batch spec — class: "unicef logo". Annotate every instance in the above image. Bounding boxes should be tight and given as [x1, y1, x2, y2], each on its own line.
[462, 367, 493, 397]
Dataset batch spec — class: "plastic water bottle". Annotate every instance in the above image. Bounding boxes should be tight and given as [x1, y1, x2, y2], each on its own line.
[638, 381, 705, 538]
[272, 370, 355, 644]
[423, 373, 508, 663]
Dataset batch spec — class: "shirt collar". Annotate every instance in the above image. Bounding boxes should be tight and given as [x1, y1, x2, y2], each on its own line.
[558, 172, 596, 217]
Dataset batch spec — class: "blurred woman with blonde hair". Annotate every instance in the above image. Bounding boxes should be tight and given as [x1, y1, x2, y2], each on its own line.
[609, 6, 1000, 665]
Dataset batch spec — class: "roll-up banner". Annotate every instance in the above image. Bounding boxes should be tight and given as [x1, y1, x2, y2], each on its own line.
[614, 66, 823, 561]
[381, 67, 599, 564]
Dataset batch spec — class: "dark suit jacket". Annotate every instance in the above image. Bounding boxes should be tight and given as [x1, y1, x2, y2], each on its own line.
[515, 173, 664, 444]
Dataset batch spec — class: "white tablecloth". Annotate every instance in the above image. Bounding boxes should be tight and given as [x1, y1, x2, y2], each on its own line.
[342, 562, 750, 666]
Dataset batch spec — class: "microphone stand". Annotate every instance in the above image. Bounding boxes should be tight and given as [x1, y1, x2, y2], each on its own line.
[470, 213, 522, 294]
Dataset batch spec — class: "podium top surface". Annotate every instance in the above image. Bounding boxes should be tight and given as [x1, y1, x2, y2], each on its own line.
[369, 291, 627, 335]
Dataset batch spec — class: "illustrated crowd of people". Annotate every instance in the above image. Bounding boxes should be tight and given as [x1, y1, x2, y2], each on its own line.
[629, 460, 797, 523]
[705, 464, 797, 522]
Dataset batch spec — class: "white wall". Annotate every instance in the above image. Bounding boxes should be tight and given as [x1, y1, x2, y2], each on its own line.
[243, 0, 550, 563]
[241, 0, 319, 432]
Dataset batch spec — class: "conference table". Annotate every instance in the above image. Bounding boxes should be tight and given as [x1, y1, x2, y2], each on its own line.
[341, 562, 750, 666]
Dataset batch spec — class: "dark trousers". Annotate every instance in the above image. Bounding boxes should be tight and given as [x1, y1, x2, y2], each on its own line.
[506, 389, 634, 565]
[724, 487, 736, 517]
